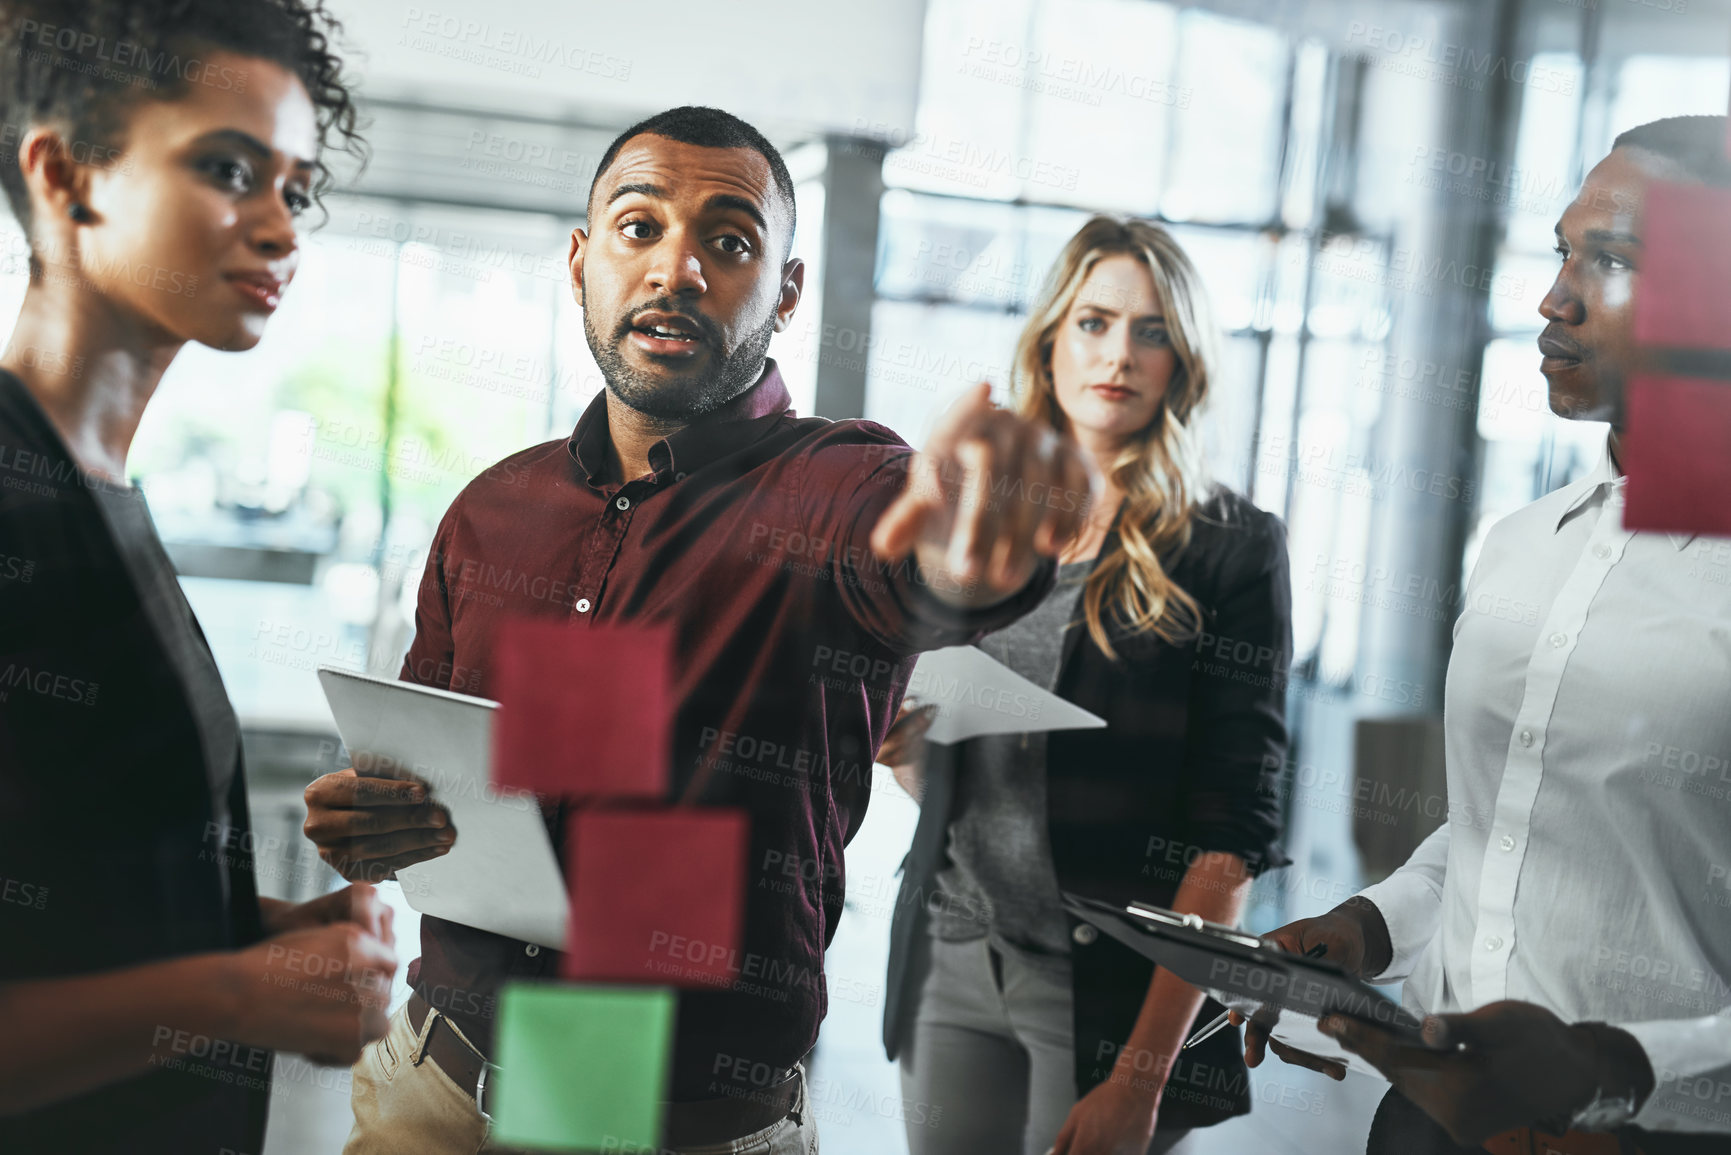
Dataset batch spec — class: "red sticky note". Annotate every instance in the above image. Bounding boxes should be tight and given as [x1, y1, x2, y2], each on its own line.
[1633, 182, 1731, 352]
[561, 807, 748, 988]
[1622, 373, 1731, 536]
[491, 618, 673, 798]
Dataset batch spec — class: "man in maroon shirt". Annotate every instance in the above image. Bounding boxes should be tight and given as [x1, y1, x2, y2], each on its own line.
[304, 106, 1093, 1154]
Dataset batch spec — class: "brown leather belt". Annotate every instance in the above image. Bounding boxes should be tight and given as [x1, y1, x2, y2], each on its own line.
[1484, 1127, 1642, 1155]
[406, 993, 803, 1147]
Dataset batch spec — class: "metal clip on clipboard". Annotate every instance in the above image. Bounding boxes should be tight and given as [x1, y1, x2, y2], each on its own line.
[1063, 892, 1441, 1047]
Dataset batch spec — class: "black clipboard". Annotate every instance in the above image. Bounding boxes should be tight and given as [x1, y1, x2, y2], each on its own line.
[1063, 892, 1440, 1046]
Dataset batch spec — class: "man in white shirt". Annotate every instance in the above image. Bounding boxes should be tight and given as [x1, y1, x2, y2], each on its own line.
[1244, 116, 1731, 1155]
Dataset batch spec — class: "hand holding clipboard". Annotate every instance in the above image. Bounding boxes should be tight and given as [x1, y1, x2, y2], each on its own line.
[1061, 893, 1459, 1083]
[1182, 941, 1330, 1051]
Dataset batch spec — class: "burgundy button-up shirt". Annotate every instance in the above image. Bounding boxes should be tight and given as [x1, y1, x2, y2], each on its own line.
[400, 360, 1053, 1095]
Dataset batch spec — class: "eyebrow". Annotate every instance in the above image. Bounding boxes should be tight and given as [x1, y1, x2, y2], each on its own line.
[1076, 303, 1166, 322]
[1555, 224, 1641, 247]
[603, 183, 770, 232]
[703, 193, 768, 233]
[606, 180, 668, 206]
[193, 127, 314, 172]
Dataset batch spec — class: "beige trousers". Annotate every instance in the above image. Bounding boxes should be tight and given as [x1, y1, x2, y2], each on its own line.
[342, 1001, 518, 1155]
[344, 1002, 819, 1155]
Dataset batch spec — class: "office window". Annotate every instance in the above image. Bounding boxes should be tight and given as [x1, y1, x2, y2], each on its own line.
[1022, 0, 1180, 214]
[1161, 11, 1288, 224]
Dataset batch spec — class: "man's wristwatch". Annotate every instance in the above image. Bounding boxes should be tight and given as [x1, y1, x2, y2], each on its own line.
[1566, 1023, 1655, 1132]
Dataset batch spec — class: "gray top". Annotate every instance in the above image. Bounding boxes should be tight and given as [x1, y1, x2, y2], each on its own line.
[927, 558, 1097, 965]
[89, 482, 241, 908]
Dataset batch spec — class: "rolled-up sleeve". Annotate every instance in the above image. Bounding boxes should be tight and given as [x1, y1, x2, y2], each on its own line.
[799, 428, 1056, 656]
[1180, 511, 1293, 877]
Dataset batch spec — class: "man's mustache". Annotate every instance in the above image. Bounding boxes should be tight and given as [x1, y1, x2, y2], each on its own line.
[1537, 325, 1589, 363]
[613, 299, 719, 347]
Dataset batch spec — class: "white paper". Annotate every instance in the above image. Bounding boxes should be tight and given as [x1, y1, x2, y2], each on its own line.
[904, 645, 1107, 745]
[317, 667, 568, 947]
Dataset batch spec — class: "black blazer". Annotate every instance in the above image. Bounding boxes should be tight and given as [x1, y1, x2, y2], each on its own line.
[0, 372, 271, 1154]
[883, 487, 1292, 1129]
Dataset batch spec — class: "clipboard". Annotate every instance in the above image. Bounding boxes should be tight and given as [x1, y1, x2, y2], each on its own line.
[1062, 892, 1438, 1046]
[317, 666, 569, 947]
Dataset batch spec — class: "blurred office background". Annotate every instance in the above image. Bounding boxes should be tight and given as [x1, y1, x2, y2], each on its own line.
[2, 0, 1724, 1151]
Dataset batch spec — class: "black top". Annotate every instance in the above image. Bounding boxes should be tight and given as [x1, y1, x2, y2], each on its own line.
[0, 370, 271, 1154]
[927, 557, 1099, 959]
[885, 487, 1293, 1130]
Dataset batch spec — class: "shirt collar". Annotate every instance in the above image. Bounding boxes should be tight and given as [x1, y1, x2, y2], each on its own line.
[1552, 434, 1695, 550]
[567, 359, 794, 488]
[1552, 441, 1620, 532]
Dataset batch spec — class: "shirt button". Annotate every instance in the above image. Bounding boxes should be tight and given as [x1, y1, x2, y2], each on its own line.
[1484, 936, 1503, 951]
[525, 944, 540, 957]
[1594, 544, 1612, 560]
[1499, 834, 1516, 851]
[575, 597, 592, 613]
[1518, 729, 1533, 747]
[1549, 632, 1567, 648]
[615, 495, 631, 511]
[1072, 923, 1098, 946]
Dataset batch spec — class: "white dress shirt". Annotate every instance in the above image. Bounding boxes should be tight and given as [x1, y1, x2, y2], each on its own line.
[1359, 437, 1731, 1133]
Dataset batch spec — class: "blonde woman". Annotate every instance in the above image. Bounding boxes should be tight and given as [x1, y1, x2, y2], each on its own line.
[881, 215, 1293, 1155]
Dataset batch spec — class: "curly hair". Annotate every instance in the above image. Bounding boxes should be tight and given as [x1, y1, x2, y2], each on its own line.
[0, 0, 365, 245]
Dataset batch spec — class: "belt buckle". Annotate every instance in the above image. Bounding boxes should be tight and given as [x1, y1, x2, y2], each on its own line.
[475, 1060, 503, 1122]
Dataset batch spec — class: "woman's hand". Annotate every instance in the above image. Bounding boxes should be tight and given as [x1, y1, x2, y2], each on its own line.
[1049, 1074, 1160, 1155]
[1233, 895, 1392, 1079]
[877, 701, 937, 801]
[227, 921, 397, 1066]
[260, 882, 395, 946]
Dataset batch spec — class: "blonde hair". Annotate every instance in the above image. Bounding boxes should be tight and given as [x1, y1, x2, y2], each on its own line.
[1012, 215, 1217, 659]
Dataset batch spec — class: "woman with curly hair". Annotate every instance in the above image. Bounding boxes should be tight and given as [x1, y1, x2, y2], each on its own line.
[880, 216, 1293, 1155]
[0, 2, 394, 1152]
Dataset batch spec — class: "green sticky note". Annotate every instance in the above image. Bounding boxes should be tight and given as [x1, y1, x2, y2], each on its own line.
[490, 983, 676, 1151]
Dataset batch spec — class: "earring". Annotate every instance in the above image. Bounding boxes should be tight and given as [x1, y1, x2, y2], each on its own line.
[67, 203, 91, 223]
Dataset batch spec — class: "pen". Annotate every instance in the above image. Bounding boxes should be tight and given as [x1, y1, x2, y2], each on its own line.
[1182, 942, 1327, 1050]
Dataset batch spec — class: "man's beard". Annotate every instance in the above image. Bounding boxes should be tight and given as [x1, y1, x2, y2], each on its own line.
[584, 290, 778, 422]
[1547, 364, 1624, 426]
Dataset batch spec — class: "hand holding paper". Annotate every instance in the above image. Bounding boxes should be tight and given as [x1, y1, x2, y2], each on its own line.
[904, 645, 1106, 744]
[316, 668, 569, 947]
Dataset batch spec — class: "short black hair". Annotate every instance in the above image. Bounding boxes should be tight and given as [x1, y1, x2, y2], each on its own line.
[587, 105, 797, 258]
[0, 0, 365, 240]
[1613, 115, 1731, 186]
